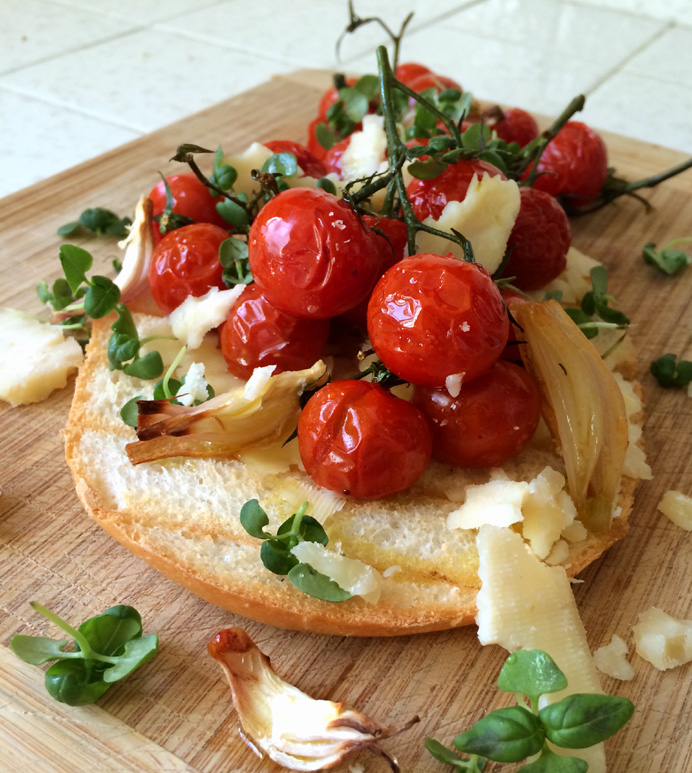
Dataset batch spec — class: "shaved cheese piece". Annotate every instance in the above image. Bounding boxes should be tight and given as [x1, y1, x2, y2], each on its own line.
[612, 372, 652, 480]
[447, 478, 529, 530]
[175, 362, 210, 406]
[530, 246, 600, 305]
[340, 114, 388, 182]
[633, 607, 692, 670]
[415, 173, 520, 273]
[562, 519, 588, 543]
[476, 525, 606, 773]
[383, 565, 401, 578]
[237, 441, 302, 475]
[445, 373, 464, 397]
[169, 285, 245, 349]
[0, 309, 83, 405]
[244, 365, 277, 400]
[522, 468, 577, 559]
[657, 489, 692, 531]
[222, 142, 273, 198]
[544, 539, 569, 565]
[291, 542, 382, 603]
[594, 635, 634, 681]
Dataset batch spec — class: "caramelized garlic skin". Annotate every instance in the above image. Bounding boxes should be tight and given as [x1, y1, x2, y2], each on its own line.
[208, 628, 418, 771]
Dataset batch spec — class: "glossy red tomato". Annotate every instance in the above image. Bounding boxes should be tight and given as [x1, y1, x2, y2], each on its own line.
[407, 72, 462, 93]
[219, 284, 330, 379]
[298, 380, 432, 498]
[148, 223, 228, 315]
[248, 188, 382, 319]
[307, 116, 329, 162]
[412, 360, 541, 468]
[487, 108, 539, 147]
[323, 135, 351, 177]
[148, 174, 229, 243]
[395, 61, 431, 86]
[407, 159, 506, 221]
[367, 253, 509, 388]
[264, 140, 327, 179]
[504, 187, 571, 290]
[523, 121, 608, 200]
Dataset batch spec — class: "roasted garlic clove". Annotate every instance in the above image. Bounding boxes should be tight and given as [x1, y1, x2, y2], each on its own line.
[115, 195, 155, 303]
[208, 628, 419, 771]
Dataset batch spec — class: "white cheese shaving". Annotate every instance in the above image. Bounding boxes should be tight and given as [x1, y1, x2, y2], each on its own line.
[522, 468, 577, 559]
[476, 525, 606, 773]
[222, 142, 273, 198]
[383, 565, 402, 578]
[414, 173, 520, 273]
[657, 489, 692, 531]
[447, 477, 529, 530]
[244, 365, 277, 400]
[544, 539, 570, 565]
[175, 362, 210, 406]
[291, 542, 382, 603]
[633, 607, 692, 670]
[168, 285, 245, 349]
[594, 634, 634, 681]
[612, 372, 652, 480]
[445, 373, 464, 398]
[0, 309, 83, 405]
[340, 114, 388, 183]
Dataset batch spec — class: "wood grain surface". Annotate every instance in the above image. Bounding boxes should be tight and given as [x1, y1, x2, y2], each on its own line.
[1, 70, 691, 773]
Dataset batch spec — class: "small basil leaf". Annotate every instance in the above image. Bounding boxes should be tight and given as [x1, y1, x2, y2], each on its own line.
[219, 237, 249, 267]
[78, 613, 141, 658]
[497, 650, 568, 704]
[102, 634, 158, 683]
[216, 199, 249, 228]
[10, 635, 72, 664]
[454, 705, 545, 762]
[84, 275, 121, 318]
[52, 278, 76, 310]
[338, 87, 369, 122]
[462, 123, 491, 150]
[316, 177, 337, 195]
[261, 152, 298, 178]
[45, 659, 110, 706]
[153, 377, 182, 401]
[408, 158, 448, 180]
[260, 539, 299, 574]
[479, 150, 508, 175]
[539, 694, 634, 749]
[37, 281, 52, 304]
[354, 74, 379, 101]
[108, 333, 139, 370]
[580, 291, 596, 316]
[428, 135, 456, 153]
[111, 303, 138, 338]
[589, 265, 608, 296]
[642, 242, 691, 275]
[439, 88, 462, 102]
[120, 396, 144, 427]
[240, 499, 272, 539]
[297, 515, 329, 546]
[518, 746, 587, 772]
[57, 221, 82, 236]
[315, 121, 338, 150]
[595, 302, 629, 326]
[287, 563, 352, 602]
[59, 244, 93, 293]
[123, 351, 164, 380]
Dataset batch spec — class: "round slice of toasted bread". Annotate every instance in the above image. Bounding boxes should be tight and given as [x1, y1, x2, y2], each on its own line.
[64, 287, 645, 636]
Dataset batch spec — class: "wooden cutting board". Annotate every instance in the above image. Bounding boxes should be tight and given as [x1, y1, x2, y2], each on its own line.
[1, 70, 691, 773]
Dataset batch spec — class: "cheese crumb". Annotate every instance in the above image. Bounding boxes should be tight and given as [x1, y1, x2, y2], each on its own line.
[594, 635, 634, 681]
[175, 362, 210, 406]
[169, 285, 245, 349]
[447, 477, 529, 529]
[383, 565, 402, 578]
[340, 115, 388, 183]
[633, 607, 692, 671]
[244, 365, 277, 400]
[657, 489, 692, 531]
[0, 309, 83, 405]
[445, 373, 464, 398]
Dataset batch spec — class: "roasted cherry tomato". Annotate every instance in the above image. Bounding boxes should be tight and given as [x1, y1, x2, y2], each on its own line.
[298, 380, 432, 498]
[523, 120, 607, 200]
[220, 284, 329, 379]
[395, 61, 431, 85]
[148, 223, 228, 315]
[412, 360, 541, 468]
[407, 72, 462, 93]
[367, 253, 509, 388]
[148, 174, 229, 242]
[504, 187, 571, 290]
[307, 116, 329, 162]
[248, 187, 382, 319]
[323, 135, 351, 177]
[485, 107, 539, 147]
[264, 140, 327, 179]
[407, 159, 506, 221]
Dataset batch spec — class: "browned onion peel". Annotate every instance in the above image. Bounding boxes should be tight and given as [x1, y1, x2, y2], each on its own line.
[510, 300, 628, 533]
[208, 628, 419, 771]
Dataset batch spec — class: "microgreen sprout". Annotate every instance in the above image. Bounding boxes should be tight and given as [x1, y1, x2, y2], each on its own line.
[219, 237, 253, 287]
[642, 237, 692, 276]
[58, 207, 132, 238]
[239, 499, 352, 602]
[10, 602, 158, 706]
[650, 353, 692, 388]
[427, 649, 634, 772]
[108, 303, 164, 379]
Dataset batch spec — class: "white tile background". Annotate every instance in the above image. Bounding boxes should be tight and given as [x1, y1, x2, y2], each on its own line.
[1, 0, 691, 197]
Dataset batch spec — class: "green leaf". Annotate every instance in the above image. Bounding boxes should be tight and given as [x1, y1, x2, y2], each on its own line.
[408, 158, 448, 180]
[10, 635, 72, 664]
[316, 177, 337, 195]
[240, 499, 272, 539]
[153, 377, 182, 400]
[425, 738, 486, 769]
[580, 291, 596, 316]
[45, 659, 111, 706]
[216, 199, 249, 228]
[84, 275, 121, 318]
[37, 280, 52, 304]
[498, 650, 568, 705]
[642, 241, 691, 276]
[111, 303, 138, 339]
[519, 746, 587, 772]
[120, 395, 144, 427]
[288, 563, 353, 602]
[338, 87, 369, 122]
[563, 308, 598, 339]
[594, 301, 629, 326]
[79, 207, 130, 237]
[315, 121, 338, 150]
[261, 539, 299, 574]
[108, 333, 140, 370]
[539, 694, 634, 749]
[276, 512, 328, 545]
[650, 353, 692, 387]
[543, 289, 563, 302]
[59, 244, 93, 293]
[354, 74, 379, 101]
[427, 136, 455, 153]
[78, 610, 141, 659]
[462, 123, 491, 150]
[102, 634, 158, 683]
[454, 706, 545, 762]
[479, 150, 508, 175]
[589, 266, 608, 296]
[261, 152, 298, 178]
[219, 237, 249, 267]
[123, 350, 164, 380]
[57, 221, 82, 236]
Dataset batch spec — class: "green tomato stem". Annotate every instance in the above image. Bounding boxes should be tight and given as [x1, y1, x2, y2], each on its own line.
[163, 345, 187, 399]
[139, 335, 178, 345]
[393, 79, 463, 147]
[291, 501, 309, 538]
[662, 236, 692, 250]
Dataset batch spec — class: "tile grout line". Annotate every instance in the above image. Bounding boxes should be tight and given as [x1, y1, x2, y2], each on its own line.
[0, 83, 146, 135]
[582, 20, 675, 96]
